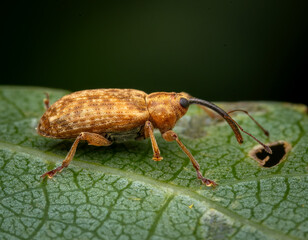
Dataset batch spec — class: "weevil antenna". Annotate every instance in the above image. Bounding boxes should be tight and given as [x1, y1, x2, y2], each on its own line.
[227, 109, 269, 137]
[188, 98, 272, 154]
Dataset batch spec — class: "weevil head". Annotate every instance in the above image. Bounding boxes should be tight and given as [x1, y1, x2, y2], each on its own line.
[146, 92, 191, 133]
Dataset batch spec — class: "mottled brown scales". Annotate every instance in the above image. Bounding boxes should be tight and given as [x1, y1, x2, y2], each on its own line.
[38, 88, 271, 187]
[38, 89, 148, 138]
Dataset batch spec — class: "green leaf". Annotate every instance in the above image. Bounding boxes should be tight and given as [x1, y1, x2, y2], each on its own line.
[0, 86, 307, 240]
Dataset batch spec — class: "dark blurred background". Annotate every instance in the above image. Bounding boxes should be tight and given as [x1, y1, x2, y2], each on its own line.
[2, 1, 307, 104]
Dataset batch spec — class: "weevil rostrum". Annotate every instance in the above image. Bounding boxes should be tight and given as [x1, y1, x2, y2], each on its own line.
[38, 89, 271, 186]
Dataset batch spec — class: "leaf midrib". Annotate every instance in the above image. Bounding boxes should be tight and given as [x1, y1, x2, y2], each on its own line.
[0, 140, 303, 240]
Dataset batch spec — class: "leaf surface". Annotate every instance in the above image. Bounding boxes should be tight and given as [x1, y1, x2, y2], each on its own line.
[0, 86, 307, 240]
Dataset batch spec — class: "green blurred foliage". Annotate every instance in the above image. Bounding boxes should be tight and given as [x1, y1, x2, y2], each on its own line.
[2, 1, 307, 104]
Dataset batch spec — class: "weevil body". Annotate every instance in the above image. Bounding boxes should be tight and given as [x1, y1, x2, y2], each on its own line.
[38, 89, 151, 140]
[38, 88, 271, 186]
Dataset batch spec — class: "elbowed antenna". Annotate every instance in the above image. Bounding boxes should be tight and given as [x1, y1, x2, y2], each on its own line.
[188, 98, 272, 154]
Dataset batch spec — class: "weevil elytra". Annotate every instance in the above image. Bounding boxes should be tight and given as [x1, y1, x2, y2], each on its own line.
[38, 89, 271, 186]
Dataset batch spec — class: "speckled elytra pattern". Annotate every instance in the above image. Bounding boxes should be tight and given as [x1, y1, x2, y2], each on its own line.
[37, 89, 149, 139]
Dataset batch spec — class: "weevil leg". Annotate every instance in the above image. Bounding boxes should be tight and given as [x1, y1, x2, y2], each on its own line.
[144, 121, 163, 161]
[162, 130, 217, 187]
[43, 92, 50, 110]
[41, 132, 113, 179]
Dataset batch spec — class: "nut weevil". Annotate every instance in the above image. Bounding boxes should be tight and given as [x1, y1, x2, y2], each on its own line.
[38, 89, 271, 186]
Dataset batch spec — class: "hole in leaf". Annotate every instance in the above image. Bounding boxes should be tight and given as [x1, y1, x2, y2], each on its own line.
[249, 141, 291, 168]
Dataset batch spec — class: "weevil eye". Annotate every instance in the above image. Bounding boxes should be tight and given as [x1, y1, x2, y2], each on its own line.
[180, 98, 189, 108]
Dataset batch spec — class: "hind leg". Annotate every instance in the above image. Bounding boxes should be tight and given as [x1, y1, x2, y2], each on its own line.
[43, 92, 50, 110]
[41, 132, 112, 179]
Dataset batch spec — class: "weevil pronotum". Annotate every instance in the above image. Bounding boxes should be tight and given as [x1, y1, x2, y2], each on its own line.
[38, 89, 271, 186]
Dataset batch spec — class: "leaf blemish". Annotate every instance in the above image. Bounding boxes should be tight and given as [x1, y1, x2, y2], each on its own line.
[249, 141, 291, 167]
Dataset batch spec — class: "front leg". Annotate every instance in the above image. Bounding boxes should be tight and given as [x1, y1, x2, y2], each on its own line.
[41, 132, 113, 179]
[144, 121, 163, 161]
[162, 130, 217, 187]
